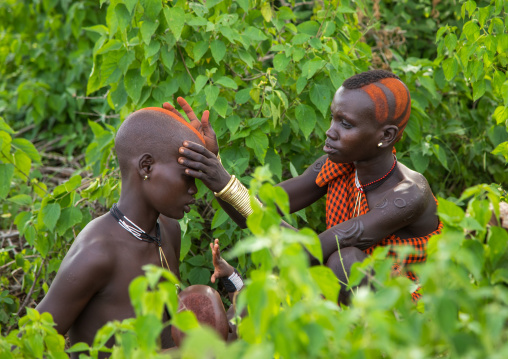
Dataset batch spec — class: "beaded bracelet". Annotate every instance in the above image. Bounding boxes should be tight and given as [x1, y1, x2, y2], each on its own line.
[220, 269, 244, 292]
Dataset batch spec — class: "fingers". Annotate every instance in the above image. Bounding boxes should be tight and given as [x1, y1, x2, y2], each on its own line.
[162, 102, 185, 120]
[181, 141, 214, 157]
[177, 97, 199, 122]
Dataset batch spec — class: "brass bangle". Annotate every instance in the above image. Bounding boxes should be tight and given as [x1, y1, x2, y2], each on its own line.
[217, 153, 222, 164]
[214, 175, 236, 197]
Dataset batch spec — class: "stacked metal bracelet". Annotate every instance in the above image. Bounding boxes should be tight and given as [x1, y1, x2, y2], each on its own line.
[220, 269, 244, 292]
[214, 175, 260, 218]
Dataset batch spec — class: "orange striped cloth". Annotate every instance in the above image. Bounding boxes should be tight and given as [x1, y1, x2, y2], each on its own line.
[316, 158, 442, 301]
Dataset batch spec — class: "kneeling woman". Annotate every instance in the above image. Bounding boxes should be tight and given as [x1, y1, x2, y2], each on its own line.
[176, 70, 442, 302]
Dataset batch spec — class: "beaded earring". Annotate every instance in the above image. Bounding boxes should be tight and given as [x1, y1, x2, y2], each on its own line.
[377, 142, 383, 147]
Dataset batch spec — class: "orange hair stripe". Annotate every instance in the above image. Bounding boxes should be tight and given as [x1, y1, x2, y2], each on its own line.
[136, 107, 205, 144]
[379, 78, 409, 120]
[362, 83, 389, 123]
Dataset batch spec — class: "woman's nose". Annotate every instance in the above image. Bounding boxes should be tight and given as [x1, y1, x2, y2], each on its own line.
[326, 125, 338, 140]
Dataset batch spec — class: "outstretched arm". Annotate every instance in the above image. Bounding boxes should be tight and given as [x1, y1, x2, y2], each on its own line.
[210, 239, 240, 302]
[179, 141, 327, 227]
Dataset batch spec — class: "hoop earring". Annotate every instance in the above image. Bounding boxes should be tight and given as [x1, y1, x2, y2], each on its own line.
[377, 142, 383, 147]
[144, 175, 149, 180]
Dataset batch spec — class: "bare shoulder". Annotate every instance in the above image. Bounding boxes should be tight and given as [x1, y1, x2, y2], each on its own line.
[63, 214, 118, 278]
[302, 154, 329, 176]
[380, 163, 435, 224]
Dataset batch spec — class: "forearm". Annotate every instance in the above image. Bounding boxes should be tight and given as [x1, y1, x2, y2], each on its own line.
[216, 197, 247, 228]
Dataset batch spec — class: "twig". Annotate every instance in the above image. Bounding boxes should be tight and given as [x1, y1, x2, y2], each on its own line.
[0, 255, 39, 271]
[14, 124, 36, 137]
[75, 112, 119, 119]
[40, 166, 76, 177]
[73, 91, 109, 100]
[335, 236, 356, 297]
[0, 231, 20, 240]
[177, 44, 195, 84]
[16, 259, 45, 316]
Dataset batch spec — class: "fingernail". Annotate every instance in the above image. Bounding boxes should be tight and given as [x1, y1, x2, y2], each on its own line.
[179, 158, 184, 164]
[179, 147, 184, 153]
[183, 141, 188, 146]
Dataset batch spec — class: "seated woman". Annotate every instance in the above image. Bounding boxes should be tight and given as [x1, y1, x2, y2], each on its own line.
[175, 70, 442, 302]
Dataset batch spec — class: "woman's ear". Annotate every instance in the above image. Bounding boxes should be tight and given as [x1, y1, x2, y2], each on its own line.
[138, 153, 154, 180]
[380, 125, 399, 147]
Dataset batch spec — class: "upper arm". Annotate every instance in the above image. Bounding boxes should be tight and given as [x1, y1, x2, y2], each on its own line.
[36, 239, 112, 335]
[319, 181, 428, 260]
[277, 155, 328, 213]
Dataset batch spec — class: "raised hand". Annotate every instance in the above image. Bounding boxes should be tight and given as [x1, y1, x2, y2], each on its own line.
[163, 97, 219, 155]
[178, 140, 231, 192]
[210, 239, 235, 283]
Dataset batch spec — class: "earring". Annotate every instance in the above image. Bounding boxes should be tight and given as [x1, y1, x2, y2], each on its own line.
[144, 175, 148, 180]
[377, 142, 383, 147]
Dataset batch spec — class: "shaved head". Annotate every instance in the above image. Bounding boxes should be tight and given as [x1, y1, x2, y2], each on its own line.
[343, 70, 411, 141]
[115, 108, 204, 177]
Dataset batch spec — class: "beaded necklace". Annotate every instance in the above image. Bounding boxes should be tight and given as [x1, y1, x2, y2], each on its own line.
[110, 203, 170, 271]
[352, 155, 397, 217]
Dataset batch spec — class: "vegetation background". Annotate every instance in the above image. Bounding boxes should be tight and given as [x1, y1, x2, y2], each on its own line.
[0, 0, 507, 357]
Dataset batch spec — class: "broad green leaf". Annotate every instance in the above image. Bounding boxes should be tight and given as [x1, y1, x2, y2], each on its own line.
[245, 129, 268, 164]
[204, 85, 220, 107]
[214, 77, 236, 90]
[172, 311, 199, 331]
[210, 40, 226, 64]
[444, 33, 458, 53]
[297, 21, 320, 36]
[432, 143, 449, 170]
[442, 57, 458, 81]
[235, 88, 251, 104]
[260, 3, 272, 22]
[309, 266, 339, 302]
[40, 203, 61, 232]
[12, 138, 41, 164]
[194, 75, 208, 94]
[133, 314, 163, 351]
[193, 41, 209, 62]
[310, 84, 331, 118]
[163, 6, 185, 41]
[14, 151, 31, 178]
[56, 207, 83, 236]
[8, 194, 32, 206]
[140, 0, 162, 21]
[140, 21, 159, 45]
[437, 197, 464, 225]
[492, 141, 508, 161]
[188, 267, 210, 285]
[295, 104, 317, 139]
[213, 97, 229, 117]
[472, 79, 486, 101]
[160, 47, 175, 71]
[0, 117, 15, 134]
[124, 69, 145, 104]
[273, 53, 290, 72]
[124, 0, 137, 14]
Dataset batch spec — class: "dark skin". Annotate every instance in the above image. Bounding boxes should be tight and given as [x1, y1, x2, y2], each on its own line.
[178, 86, 439, 267]
[36, 100, 206, 357]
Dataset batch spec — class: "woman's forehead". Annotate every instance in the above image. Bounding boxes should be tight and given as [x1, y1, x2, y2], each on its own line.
[331, 87, 375, 117]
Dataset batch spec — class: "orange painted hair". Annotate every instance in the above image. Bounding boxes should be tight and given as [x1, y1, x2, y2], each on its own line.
[135, 107, 205, 144]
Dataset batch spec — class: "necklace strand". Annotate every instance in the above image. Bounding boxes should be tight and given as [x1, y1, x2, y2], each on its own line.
[355, 155, 397, 193]
[110, 204, 170, 270]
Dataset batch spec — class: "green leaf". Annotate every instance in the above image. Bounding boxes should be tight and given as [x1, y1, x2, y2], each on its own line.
[309, 266, 340, 302]
[124, 69, 145, 104]
[260, 3, 272, 22]
[193, 41, 209, 62]
[472, 79, 486, 101]
[0, 163, 14, 199]
[295, 104, 317, 139]
[124, 0, 137, 14]
[8, 194, 32, 206]
[140, 21, 159, 45]
[0, 117, 15, 134]
[56, 207, 83, 236]
[297, 21, 320, 36]
[444, 33, 458, 53]
[437, 197, 465, 225]
[160, 46, 175, 71]
[492, 141, 508, 161]
[213, 97, 229, 117]
[432, 144, 449, 170]
[210, 40, 226, 64]
[163, 6, 186, 41]
[442, 57, 458, 81]
[194, 75, 208, 94]
[273, 53, 290, 72]
[204, 85, 220, 107]
[172, 311, 199, 331]
[246, 129, 268, 164]
[410, 151, 429, 173]
[235, 88, 251, 104]
[215, 76, 237, 90]
[40, 203, 61, 232]
[12, 138, 41, 163]
[310, 84, 331, 118]
[188, 267, 210, 285]
[141, 0, 162, 21]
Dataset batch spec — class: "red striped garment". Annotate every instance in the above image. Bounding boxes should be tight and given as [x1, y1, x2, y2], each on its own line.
[316, 157, 442, 301]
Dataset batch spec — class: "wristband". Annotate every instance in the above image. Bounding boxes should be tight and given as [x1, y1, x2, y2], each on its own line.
[220, 269, 244, 292]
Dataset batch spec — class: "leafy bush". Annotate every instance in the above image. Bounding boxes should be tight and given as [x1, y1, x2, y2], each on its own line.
[0, 0, 507, 356]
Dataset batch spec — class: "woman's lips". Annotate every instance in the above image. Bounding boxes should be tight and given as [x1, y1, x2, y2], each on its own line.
[323, 141, 338, 154]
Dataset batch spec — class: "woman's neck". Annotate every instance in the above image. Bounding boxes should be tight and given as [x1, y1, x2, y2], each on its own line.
[354, 150, 396, 187]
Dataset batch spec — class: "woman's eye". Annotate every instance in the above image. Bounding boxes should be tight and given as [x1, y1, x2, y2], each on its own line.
[340, 119, 352, 128]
